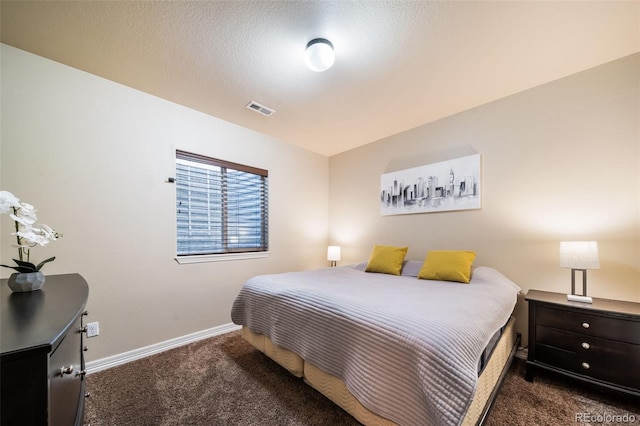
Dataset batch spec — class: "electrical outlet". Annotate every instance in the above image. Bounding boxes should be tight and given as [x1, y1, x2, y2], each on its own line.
[86, 322, 99, 338]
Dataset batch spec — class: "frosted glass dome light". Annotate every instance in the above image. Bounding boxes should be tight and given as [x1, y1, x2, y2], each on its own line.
[305, 38, 335, 72]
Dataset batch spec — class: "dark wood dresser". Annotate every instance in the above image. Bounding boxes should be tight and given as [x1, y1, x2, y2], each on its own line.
[1, 273, 89, 425]
[525, 289, 640, 397]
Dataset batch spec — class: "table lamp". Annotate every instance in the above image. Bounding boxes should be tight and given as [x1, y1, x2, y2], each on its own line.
[327, 246, 341, 267]
[560, 241, 600, 303]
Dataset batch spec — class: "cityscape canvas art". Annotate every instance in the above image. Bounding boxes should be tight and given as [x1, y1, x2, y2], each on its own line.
[380, 154, 481, 215]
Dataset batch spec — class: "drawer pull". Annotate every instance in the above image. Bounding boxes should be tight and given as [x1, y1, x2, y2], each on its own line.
[60, 365, 74, 376]
[582, 322, 590, 329]
[581, 362, 590, 370]
[581, 342, 590, 350]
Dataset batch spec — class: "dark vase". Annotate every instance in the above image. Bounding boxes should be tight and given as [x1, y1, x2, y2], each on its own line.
[7, 271, 46, 292]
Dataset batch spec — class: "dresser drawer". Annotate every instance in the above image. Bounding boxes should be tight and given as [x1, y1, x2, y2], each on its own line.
[536, 305, 640, 344]
[49, 316, 83, 426]
[536, 344, 640, 390]
[536, 325, 640, 361]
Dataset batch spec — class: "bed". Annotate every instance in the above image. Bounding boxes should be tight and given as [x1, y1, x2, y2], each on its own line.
[231, 256, 521, 426]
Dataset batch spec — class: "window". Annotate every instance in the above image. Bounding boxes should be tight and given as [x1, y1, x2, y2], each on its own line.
[175, 150, 268, 258]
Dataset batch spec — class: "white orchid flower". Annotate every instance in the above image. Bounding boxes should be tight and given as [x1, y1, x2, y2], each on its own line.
[19, 202, 36, 214]
[0, 191, 20, 214]
[16, 223, 60, 246]
[12, 202, 38, 224]
[1, 190, 62, 272]
[15, 230, 51, 246]
[10, 211, 37, 226]
[38, 224, 62, 240]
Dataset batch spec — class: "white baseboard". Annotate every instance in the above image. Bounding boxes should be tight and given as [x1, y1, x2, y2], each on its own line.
[85, 322, 241, 375]
[515, 347, 528, 360]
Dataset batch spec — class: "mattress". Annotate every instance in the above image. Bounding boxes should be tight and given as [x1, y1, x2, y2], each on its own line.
[478, 324, 505, 374]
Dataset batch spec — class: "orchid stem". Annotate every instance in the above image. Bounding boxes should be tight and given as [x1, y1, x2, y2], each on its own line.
[12, 207, 23, 262]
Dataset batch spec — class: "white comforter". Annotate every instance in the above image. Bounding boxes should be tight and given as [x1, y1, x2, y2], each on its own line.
[231, 263, 520, 426]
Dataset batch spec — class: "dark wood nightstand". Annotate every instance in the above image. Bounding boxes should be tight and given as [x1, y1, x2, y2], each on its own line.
[525, 289, 640, 397]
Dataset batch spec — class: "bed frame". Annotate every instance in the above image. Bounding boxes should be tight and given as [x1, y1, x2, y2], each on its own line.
[242, 316, 520, 426]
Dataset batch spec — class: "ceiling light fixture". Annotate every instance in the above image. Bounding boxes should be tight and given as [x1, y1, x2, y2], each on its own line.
[305, 38, 335, 72]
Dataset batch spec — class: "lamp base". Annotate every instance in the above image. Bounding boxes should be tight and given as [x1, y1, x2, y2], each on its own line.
[567, 294, 593, 304]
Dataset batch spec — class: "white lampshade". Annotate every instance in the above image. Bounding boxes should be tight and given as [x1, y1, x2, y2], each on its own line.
[305, 38, 335, 72]
[560, 241, 600, 270]
[327, 245, 341, 261]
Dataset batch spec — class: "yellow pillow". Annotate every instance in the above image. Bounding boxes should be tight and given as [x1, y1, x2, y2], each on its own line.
[417, 250, 476, 283]
[365, 245, 408, 275]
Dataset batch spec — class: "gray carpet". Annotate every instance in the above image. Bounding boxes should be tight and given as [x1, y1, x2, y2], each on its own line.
[84, 330, 639, 425]
[486, 356, 638, 426]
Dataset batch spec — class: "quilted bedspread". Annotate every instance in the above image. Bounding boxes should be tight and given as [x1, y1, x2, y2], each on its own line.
[230, 263, 520, 426]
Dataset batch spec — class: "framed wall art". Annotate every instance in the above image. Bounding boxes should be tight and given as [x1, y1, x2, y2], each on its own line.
[380, 153, 481, 216]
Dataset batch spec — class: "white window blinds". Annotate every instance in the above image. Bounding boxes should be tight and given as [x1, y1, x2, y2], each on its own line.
[176, 150, 268, 256]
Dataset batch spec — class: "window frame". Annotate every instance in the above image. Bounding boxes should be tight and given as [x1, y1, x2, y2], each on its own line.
[174, 150, 269, 263]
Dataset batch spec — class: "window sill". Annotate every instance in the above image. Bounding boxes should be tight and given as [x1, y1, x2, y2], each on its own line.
[175, 251, 270, 264]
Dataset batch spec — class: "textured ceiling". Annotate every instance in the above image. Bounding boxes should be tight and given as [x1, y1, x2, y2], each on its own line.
[1, 1, 638, 156]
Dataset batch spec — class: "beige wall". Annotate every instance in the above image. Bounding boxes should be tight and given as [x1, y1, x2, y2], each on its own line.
[329, 53, 640, 345]
[0, 44, 329, 361]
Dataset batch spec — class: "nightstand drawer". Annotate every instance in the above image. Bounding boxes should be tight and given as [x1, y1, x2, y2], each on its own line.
[536, 325, 640, 365]
[536, 305, 640, 344]
[536, 345, 640, 390]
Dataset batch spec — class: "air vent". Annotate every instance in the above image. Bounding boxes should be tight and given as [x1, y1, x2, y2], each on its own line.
[245, 101, 275, 117]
